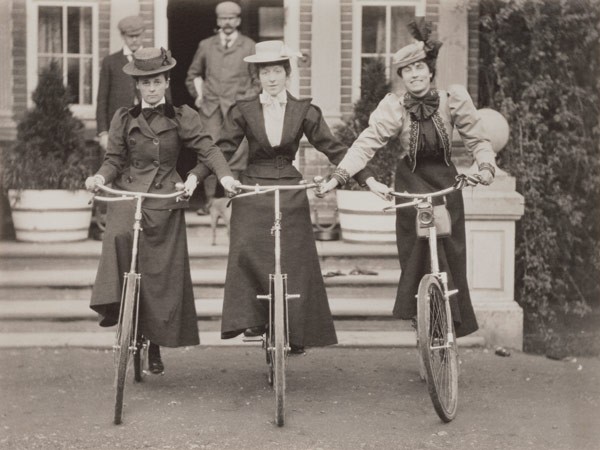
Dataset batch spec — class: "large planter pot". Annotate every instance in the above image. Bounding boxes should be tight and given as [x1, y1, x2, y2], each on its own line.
[8, 189, 93, 242]
[336, 190, 396, 243]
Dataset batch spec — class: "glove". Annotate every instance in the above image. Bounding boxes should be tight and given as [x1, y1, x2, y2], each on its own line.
[183, 175, 198, 197]
[315, 178, 339, 198]
[366, 177, 393, 201]
[85, 174, 105, 192]
[220, 176, 241, 195]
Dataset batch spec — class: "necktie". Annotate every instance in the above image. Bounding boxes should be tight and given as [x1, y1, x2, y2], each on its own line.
[224, 37, 231, 49]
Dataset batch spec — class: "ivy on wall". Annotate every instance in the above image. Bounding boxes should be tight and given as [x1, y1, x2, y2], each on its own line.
[479, 0, 600, 332]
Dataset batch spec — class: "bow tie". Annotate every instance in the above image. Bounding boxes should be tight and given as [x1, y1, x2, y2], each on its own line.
[404, 90, 440, 121]
[142, 104, 165, 119]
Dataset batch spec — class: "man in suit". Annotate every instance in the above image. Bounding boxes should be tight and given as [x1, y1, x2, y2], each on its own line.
[96, 15, 145, 151]
[185, 1, 256, 214]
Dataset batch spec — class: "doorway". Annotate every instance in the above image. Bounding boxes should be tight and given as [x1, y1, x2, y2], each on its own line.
[167, 0, 284, 108]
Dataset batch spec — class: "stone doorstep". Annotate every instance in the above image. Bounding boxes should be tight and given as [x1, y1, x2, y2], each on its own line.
[0, 298, 396, 320]
[0, 330, 485, 349]
[0, 269, 400, 288]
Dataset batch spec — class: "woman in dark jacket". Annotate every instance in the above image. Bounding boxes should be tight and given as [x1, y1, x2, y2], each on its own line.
[85, 48, 238, 373]
[320, 20, 497, 337]
[210, 40, 366, 353]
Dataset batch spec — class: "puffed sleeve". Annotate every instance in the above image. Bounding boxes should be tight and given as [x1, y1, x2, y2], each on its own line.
[303, 105, 347, 165]
[447, 85, 495, 166]
[96, 108, 130, 183]
[336, 93, 404, 177]
[215, 103, 248, 160]
[177, 105, 233, 181]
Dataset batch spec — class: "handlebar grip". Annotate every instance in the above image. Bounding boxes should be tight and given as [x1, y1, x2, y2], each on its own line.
[175, 182, 185, 191]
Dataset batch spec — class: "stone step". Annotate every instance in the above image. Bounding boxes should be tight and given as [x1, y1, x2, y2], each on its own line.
[0, 297, 397, 321]
[0, 330, 484, 348]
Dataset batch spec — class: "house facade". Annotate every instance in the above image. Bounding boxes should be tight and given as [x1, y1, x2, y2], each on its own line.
[0, 0, 525, 349]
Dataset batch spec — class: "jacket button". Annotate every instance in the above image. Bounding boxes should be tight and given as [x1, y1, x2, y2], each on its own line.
[153, 139, 159, 145]
[154, 182, 162, 189]
[153, 160, 159, 167]
[129, 138, 136, 145]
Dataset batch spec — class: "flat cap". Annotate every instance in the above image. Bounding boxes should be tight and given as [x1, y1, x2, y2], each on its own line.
[215, 1, 241, 17]
[118, 15, 145, 35]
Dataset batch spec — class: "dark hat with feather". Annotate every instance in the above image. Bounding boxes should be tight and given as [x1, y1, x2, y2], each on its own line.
[392, 18, 442, 69]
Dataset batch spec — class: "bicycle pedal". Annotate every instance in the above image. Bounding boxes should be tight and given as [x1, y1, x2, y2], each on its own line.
[286, 294, 300, 300]
[447, 289, 459, 297]
[242, 338, 264, 343]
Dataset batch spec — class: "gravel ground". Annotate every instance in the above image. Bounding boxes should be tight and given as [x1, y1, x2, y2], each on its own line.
[1, 346, 598, 450]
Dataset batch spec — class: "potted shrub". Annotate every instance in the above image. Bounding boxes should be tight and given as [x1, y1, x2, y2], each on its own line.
[334, 59, 398, 243]
[1, 62, 98, 242]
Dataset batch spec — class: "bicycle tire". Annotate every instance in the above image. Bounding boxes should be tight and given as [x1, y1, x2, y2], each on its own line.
[417, 274, 458, 422]
[273, 274, 286, 426]
[113, 273, 137, 425]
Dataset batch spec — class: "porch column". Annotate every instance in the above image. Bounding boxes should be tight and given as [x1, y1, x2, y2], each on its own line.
[0, 0, 14, 138]
[284, 0, 301, 97]
[310, 0, 341, 123]
[154, 0, 169, 48]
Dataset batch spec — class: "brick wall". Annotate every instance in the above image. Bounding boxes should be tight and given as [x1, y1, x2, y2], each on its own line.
[139, 0, 155, 48]
[467, 0, 480, 105]
[12, 0, 26, 120]
[299, 0, 312, 98]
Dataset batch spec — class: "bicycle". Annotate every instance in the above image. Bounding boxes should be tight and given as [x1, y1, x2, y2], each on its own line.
[385, 173, 480, 422]
[93, 183, 186, 425]
[230, 178, 323, 427]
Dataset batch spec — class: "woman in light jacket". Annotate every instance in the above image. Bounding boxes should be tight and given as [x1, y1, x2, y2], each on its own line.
[321, 20, 497, 337]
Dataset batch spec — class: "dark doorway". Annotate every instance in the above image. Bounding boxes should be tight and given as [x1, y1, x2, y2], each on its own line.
[167, 0, 284, 108]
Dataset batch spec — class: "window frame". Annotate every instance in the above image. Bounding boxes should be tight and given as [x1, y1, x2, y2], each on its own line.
[351, 0, 425, 101]
[26, 0, 99, 119]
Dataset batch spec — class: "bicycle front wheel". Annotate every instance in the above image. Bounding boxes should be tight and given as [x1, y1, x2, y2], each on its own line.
[273, 274, 286, 427]
[417, 274, 458, 422]
[113, 273, 138, 425]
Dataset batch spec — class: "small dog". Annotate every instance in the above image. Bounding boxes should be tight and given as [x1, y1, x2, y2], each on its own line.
[208, 197, 231, 246]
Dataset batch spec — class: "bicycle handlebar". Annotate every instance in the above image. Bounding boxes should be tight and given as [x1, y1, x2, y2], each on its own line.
[384, 174, 481, 211]
[92, 183, 186, 203]
[230, 177, 324, 200]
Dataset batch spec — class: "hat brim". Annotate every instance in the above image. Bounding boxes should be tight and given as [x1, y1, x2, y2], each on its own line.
[393, 53, 426, 69]
[243, 55, 289, 64]
[122, 59, 177, 76]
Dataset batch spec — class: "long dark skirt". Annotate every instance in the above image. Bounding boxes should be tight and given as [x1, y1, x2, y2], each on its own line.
[393, 158, 478, 337]
[221, 174, 337, 347]
[90, 202, 199, 347]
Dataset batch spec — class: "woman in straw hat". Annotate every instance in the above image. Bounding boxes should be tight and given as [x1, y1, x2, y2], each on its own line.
[85, 48, 239, 373]
[211, 40, 370, 353]
[320, 19, 497, 337]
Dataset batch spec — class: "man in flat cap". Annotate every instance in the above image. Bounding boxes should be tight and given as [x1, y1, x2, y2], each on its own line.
[96, 15, 145, 151]
[185, 1, 256, 214]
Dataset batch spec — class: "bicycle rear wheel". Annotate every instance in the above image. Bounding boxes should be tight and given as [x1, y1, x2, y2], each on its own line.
[417, 274, 458, 422]
[273, 274, 286, 427]
[113, 273, 138, 425]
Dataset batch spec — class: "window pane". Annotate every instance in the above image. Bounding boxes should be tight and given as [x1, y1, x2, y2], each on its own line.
[38, 56, 63, 74]
[67, 57, 80, 103]
[81, 57, 92, 104]
[38, 6, 62, 54]
[362, 6, 386, 54]
[67, 7, 80, 53]
[390, 6, 415, 52]
[81, 7, 93, 54]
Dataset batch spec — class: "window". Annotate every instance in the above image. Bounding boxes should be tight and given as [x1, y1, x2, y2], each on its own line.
[353, 0, 425, 100]
[258, 7, 284, 41]
[27, 1, 98, 118]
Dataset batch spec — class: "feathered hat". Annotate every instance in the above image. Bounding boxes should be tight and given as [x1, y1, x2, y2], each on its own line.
[392, 18, 442, 69]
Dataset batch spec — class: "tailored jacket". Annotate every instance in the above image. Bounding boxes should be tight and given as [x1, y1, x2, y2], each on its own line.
[96, 103, 233, 210]
[185, 34, 256, 118]
[339, 85, 495, 178]
[191, 92, 348, 180]
[96, 50, 138, 135]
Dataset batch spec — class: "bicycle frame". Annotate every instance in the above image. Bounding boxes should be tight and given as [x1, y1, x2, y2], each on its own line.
[93, 183, 185, 424]
[231, 179, 321, 426]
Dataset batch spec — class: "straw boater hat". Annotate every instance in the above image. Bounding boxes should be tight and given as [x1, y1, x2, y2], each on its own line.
[122, 47, 177, 77]
[243, 40, 302, 64]
[117, 15, 145, 35]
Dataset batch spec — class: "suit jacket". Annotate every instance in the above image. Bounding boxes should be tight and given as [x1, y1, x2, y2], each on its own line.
[96, 103, 233, 210]
[96, 50, 138, 134]
[185, 34, 256, 118]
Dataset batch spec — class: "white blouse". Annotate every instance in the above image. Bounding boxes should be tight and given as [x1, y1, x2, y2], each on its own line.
[260, 90, 287, 147]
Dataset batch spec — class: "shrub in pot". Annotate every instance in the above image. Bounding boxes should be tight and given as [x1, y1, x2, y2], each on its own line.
[1, 62, 98, 242]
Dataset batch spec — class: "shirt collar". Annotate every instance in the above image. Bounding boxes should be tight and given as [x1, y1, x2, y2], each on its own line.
[141, 97, 166, 109]
[219, 30, 238, 45]
[259, 90, 287, 105]
[123, 45, 141, 56]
